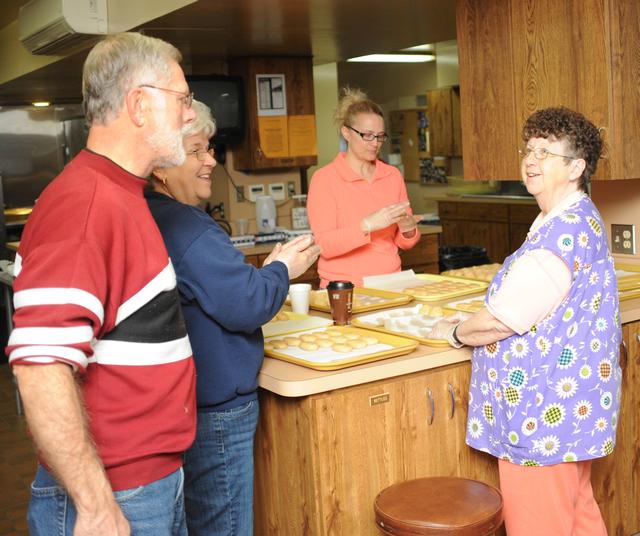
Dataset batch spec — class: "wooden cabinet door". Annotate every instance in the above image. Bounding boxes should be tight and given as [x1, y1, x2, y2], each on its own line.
[399, 233, 439, 274]
[230, 57, 317, 170]
[591, 320, 640, 535]
[457, 0, 640, 181]
[427, 89, 453, 157]
[310, 380, 405, 535]
[401, 364, 470, 479]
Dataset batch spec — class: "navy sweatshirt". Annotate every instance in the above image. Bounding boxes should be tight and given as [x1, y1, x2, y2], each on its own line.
[145, 190, 289, 410]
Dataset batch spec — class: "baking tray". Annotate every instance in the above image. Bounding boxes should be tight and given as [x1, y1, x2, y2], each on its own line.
[441, 263, 502, 283]
[394, 274, 488, 302]
[264, 326, 419, 370]
[352, 304, 450, 348]
[297, 287, 413, 314]
[614, 263, 640, 292]
[262, 311, 332, 338]
[444, 295, 486, 314]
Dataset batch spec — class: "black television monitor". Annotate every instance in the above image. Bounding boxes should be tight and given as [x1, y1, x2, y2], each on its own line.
[187, 75, 245, 146]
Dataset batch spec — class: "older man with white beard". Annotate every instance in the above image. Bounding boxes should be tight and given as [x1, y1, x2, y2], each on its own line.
[8, 32, 197, 536]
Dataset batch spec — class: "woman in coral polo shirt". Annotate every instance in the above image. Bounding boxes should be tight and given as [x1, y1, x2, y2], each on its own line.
[307, 87, 421, 287]
[432, 107, 621, 536]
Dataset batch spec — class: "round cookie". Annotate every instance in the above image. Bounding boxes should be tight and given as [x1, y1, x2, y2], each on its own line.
[331, 336, 348, 344]
[347, 339, 366, 349]
[344, 333, 360, 340]
[332, 343, 352, 353]
[299, 342, 319, 351]
[363, 336, 379, 345]
[284, 337, 301, 346]
[300, 334, 317, 343]
[263, 342, 274, 351]
[272, 340, 288, 349]
[316, 339, 333, 348]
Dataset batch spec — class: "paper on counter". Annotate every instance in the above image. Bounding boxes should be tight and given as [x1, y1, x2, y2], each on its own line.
[362, 270, 429, 291]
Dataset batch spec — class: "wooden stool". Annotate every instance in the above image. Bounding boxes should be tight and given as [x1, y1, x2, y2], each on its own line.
[374, 476, 503, 535]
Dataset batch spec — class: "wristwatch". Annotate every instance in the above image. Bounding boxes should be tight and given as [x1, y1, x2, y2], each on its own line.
[447, 324, 464, 348]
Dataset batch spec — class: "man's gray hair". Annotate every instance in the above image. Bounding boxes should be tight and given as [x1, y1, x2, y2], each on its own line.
[183, 100, 217, 139]
[82, 32, 182, 125]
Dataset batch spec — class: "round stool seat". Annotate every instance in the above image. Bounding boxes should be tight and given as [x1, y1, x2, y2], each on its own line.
[374, 476, 503, 536]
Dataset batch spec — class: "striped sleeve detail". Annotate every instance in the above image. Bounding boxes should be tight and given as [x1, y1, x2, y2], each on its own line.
[9, 345, 89, 369]
[13, 287, 105, 325]
[115, 261, 176, 326]
[8, 325, 94, 346]
[89, 335, 192, 366]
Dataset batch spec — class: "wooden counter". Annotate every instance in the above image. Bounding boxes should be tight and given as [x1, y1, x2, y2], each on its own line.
[255, 295, 640, 535]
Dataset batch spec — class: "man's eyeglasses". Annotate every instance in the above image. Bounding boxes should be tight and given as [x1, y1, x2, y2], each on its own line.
[139, 84, 194, 108]
[347, 125, 388, 143]
[518, 147, 576, 160]
[188, 148, 215, 161]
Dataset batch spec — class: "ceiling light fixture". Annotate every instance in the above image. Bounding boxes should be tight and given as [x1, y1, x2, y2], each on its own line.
[347, 53, 435, 63]
[400, 44, 435, 53]
[32, 101, 51, 107]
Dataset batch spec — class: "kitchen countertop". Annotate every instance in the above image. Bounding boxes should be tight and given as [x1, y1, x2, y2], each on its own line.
[5, 224, 443, 257]
[434, 194, 538, 205]
[237, 224, 443, 257]
[260, 294, 640, 397]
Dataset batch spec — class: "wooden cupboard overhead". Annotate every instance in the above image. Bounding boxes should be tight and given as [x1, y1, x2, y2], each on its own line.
[229, 56, 318, 170]
[388, 108, 429, 182]
[456, 0, 640, 181]
[427, 87, 462, 158]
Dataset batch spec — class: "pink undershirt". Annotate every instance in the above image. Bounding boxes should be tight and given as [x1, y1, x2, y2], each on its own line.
[486, 191, 583, 334]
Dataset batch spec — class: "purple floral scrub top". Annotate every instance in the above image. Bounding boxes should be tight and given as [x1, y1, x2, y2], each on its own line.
[467, 194, 622, 466]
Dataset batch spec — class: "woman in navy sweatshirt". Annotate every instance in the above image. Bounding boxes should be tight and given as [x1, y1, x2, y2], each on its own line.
[145, 100, 320, 536]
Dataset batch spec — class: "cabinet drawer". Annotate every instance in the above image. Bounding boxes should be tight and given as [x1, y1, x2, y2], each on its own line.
[456, 203, 508, 222]
[509, 204, 539, 224]
[438, 202, 458, 219]
[400, 234, 439, 268]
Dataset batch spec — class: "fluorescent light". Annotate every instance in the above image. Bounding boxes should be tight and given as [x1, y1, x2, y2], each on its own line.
[347, 53, 435, 63]
[32, 101, 51, 107]
[401, 44, 435, 52]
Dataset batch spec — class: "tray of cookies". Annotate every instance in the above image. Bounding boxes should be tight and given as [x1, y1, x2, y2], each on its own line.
[352, 304, 450, 347]
[441, 263, 502, 283]
[394, 274, 488, 302]
[444, 296, 485, 314]
[263, 326, 419, 370]
[262, 311, 333, 338]
[297, 287, 413, 314]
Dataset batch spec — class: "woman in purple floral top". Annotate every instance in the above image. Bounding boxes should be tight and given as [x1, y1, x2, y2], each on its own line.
[432, 108, 621, 536]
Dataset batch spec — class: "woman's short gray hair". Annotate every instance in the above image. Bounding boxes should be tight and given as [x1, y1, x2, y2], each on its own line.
[183, 100, 217, 139]
[82, 32, 182, 125]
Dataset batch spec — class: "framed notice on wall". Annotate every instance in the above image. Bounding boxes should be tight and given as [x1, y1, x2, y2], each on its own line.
[256, 74, 287, 116]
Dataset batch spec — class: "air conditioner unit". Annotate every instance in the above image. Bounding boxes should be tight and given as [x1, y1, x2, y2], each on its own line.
[19, 0, 108, 55]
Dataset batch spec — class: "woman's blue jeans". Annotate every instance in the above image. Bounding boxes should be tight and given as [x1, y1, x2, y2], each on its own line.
[28, 465, 187, 535]
[184, 399, 259, 536]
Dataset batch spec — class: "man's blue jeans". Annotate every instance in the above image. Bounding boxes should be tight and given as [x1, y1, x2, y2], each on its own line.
[184, 399, 259, 536]
[28, 464, 187, 535]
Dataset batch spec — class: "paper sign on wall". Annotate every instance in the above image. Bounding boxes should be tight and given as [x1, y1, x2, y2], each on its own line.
[288, 115, 317, 157]
[256, 74, 287, 116]
[258, 116, 289, 158]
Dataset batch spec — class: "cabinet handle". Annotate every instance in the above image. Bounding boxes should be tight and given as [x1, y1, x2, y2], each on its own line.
[620, 340, 628, 369]
[448, 383, 455, 419]
[427, 388, 435, 425]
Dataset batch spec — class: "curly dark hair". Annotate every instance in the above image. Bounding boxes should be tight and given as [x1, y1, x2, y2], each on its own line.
[522, 107, 603, 191]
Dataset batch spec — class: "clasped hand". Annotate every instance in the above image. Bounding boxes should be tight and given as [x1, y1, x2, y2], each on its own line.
[263, 235, 321, 280]
[362, 202, 421, 235]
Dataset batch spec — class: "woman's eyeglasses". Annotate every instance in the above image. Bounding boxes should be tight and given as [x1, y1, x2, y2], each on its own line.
[518, 147, 576, 160]
[347, 125, 388, 143]
[188, 148, 215, 161]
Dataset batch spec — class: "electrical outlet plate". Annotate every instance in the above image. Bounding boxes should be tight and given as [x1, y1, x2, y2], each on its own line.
[287, 181, 296, 197]
[247, 184, 265, 202]
[611, 224, 636, 255]
[269, 182, 286, 201]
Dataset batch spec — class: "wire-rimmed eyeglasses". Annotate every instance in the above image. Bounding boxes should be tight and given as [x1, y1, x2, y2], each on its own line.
[139, 84, 194, 108]
[518, 147, 576, 160]
[347, 125, 388, 143]
[188, 148, 215, 161]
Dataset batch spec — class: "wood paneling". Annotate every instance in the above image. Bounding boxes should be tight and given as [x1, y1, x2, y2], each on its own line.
[591, 320, 640, 535]
[254, 362, 502, 535]
[399, 233, 439, 274]
[456, 0, 640, 181]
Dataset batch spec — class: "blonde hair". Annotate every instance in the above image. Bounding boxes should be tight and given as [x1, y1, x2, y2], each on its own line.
[83, 32, 182, 125]
[334, 87, 384, 128]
